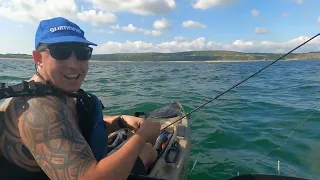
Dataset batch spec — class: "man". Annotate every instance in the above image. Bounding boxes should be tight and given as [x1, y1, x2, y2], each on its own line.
[0, 17, 161, 180]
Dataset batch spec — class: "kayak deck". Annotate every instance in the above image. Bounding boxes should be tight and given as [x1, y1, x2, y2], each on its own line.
[107, 101, 191, 180]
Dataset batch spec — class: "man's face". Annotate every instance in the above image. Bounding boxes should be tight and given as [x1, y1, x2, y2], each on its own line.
[35, 43, 92, 93]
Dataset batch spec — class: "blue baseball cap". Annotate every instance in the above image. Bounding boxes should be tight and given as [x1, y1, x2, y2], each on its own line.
[35, 17, 97, 49]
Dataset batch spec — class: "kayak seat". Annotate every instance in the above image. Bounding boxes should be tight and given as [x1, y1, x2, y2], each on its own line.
[108, 129, 128, 152]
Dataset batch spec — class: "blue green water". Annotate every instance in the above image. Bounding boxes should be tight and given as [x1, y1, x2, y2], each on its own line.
[1, 59, 320, 180]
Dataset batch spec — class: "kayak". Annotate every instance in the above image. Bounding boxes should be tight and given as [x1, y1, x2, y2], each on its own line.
[107, 101, 191, 180]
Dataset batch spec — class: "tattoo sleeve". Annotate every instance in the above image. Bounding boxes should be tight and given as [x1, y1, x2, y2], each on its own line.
[18, 96, 96, 180]
[0, 98, 40, 172]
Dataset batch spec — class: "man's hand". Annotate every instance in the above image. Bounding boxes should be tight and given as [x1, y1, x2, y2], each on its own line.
[120, 115, 161, 145]
[121, 115, 144, 131]
[136, 120, 161, 145]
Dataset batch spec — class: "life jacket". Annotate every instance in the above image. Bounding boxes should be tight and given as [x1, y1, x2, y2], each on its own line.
[75, 89, 109, 161]
[0, 80, 108, 161]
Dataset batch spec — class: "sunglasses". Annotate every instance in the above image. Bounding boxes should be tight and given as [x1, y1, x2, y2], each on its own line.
[38, 43, 93, 61]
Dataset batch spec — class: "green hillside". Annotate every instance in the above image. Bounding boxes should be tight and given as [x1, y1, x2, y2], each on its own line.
[90, 50, 320, 61]
[0, 53, 33, 59]
[1, 50, 320, 61]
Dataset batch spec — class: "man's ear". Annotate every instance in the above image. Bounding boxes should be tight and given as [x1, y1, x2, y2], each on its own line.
[32, 50, 43, 67]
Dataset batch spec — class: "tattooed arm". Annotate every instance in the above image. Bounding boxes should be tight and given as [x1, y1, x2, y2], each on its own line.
[17, 96, 147, 180]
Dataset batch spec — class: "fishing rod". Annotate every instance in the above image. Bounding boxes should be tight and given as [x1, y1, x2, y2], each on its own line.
[160, 32, 320, 131]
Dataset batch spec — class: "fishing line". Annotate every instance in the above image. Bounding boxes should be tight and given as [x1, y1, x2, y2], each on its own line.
[160, 32, 320, 131]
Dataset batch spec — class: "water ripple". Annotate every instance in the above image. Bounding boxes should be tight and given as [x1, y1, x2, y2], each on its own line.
[1, 59, 320, 180]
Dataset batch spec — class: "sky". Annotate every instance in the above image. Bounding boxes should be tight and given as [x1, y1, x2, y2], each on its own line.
[0, 0, 320, 54]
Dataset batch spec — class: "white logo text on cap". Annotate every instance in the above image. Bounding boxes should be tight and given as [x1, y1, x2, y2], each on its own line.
[49, 26, 82, 34]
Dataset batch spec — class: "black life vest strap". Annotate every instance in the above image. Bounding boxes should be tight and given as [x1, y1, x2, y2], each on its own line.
[0, 80, 82, 100]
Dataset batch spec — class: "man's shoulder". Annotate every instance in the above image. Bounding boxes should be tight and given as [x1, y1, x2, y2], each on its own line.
[14, 95, 66, 106]
[6, 95, 70, 121]
[16, 95, 79, 143]
[0, 97, 13, 111]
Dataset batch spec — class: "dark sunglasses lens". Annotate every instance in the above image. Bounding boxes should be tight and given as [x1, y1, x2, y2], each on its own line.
[74, 47, 92, 61]
[49, 46, 73, 60]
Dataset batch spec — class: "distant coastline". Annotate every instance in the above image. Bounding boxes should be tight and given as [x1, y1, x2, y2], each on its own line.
[1, 50, 320, 62]
[1, 58, 318, 64]
[0, 57, 32, 60]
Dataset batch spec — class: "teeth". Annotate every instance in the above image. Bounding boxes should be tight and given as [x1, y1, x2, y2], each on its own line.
[65, 74, 79, 78]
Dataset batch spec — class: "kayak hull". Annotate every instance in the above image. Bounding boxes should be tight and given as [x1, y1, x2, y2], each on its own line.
[148, 101, 191, 180]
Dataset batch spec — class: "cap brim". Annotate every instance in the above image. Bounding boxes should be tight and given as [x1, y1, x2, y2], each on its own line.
[40, 36, 97, 46]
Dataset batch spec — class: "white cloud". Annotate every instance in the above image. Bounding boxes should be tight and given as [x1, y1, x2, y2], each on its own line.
[0, 32, 33, 54]
[255, 36, 320, 53]
[255, 27, 269, 34]
[318, 17, 320, 24]
[2, 34, 320, 54]
[111, 25, 121, 30]
[0, 0, 78, 23]
[94, 37, 212, 54]
[94, 41, 154, 54]
[111, 24, 163, 37]
[193, 0, 239, 10]
[77, 10, 116, 26]
[93, 36, 320, 54]
[87, 0, 176, 15]
[122, 24, 137, 32]
[182, 20, 207, 28]
[260, 36, 320, 47]
[0, 0, 118, 26]
[156, 37, 209, 52]
[150, 30, 162, 37]
[252, 9, 259, 17]
[295, 0, 304, 4]
[153, 18, 170, 29]
[233, 40, 254, 46]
